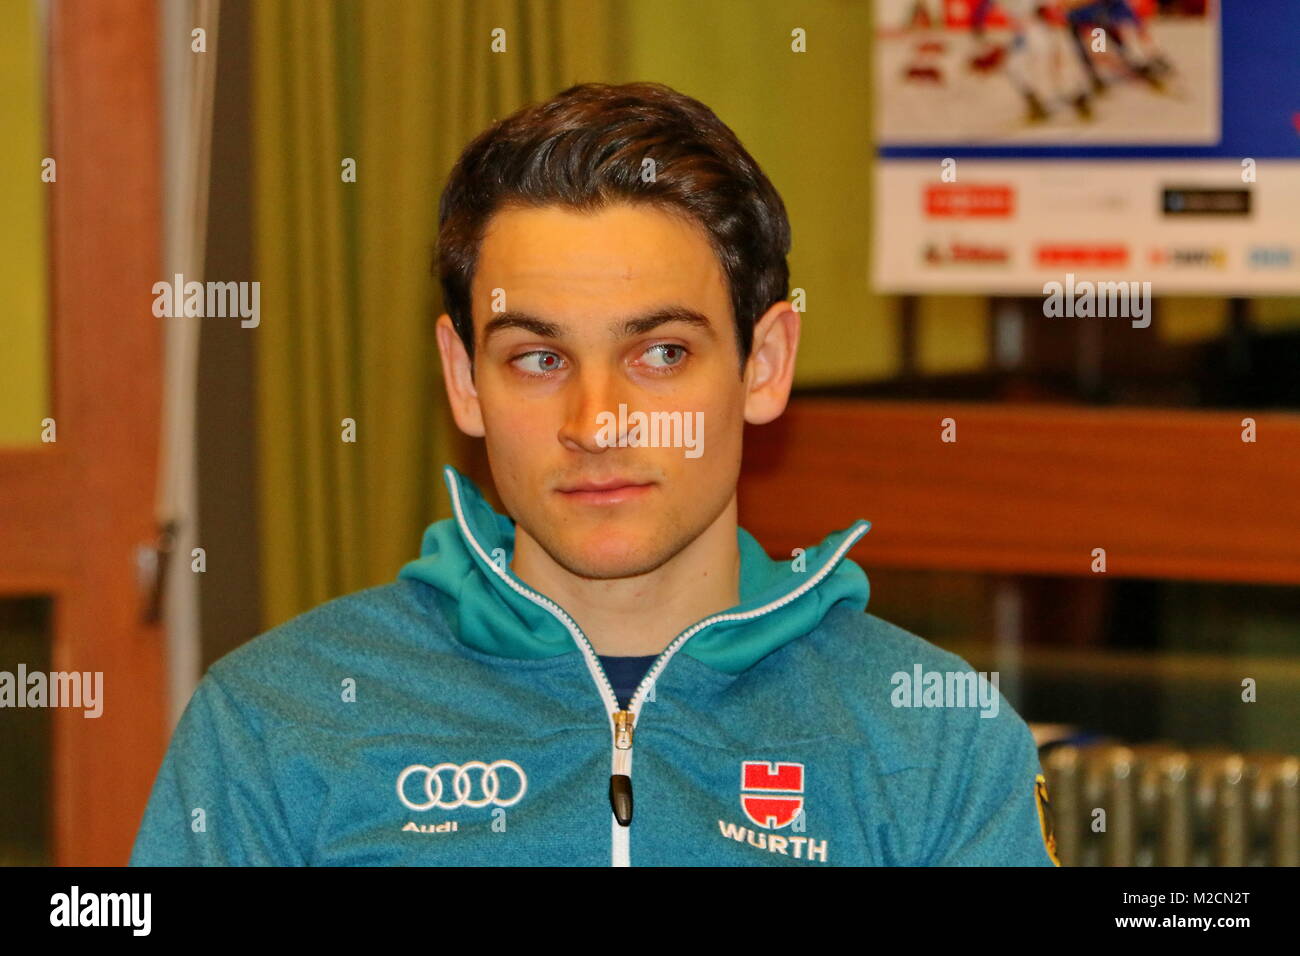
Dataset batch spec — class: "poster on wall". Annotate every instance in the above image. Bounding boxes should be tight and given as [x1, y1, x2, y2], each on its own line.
[872, 0, 1300, 294]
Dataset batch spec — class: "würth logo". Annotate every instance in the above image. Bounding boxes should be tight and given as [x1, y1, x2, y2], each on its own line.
[740, 760, 804, 830]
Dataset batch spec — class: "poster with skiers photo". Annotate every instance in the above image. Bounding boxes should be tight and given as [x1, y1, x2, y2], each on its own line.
[876, 0, 1218, 144]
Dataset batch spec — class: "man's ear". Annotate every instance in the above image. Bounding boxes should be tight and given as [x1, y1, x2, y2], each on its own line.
[743, 301, 800, 425]
[435, 313, 485, 437]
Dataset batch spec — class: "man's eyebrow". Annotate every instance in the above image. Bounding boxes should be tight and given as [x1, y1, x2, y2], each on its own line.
[481, 306, 718, 345]
[619, 306, 718, 339]
[481, 313, 561, 343]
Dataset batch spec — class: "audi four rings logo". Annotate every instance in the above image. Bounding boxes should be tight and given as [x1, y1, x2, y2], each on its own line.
[396, 760, 528, 811]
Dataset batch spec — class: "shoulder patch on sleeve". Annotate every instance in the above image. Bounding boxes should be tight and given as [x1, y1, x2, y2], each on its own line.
[1034, 773, 1061, 866]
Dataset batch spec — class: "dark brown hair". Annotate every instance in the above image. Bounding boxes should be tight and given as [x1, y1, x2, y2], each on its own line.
[436, 82, 791, 366]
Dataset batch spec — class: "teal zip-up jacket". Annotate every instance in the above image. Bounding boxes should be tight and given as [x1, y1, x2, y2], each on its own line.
[130, 465, 1058, 867]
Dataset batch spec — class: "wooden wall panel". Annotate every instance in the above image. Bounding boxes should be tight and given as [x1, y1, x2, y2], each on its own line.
[18, 0, 166, 866]
[740, 401, 1300, 585]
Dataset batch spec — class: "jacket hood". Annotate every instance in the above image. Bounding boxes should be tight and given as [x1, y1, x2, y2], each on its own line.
[398, 465, 871, 675]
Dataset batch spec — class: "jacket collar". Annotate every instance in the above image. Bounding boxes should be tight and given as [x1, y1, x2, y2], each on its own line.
[398, 465, 871, 674]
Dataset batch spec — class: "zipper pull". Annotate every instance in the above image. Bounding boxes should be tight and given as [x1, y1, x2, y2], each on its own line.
[609, 709, 634, 826]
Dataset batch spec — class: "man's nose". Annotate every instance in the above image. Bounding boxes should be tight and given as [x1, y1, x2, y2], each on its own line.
[557, 370, 625, 454]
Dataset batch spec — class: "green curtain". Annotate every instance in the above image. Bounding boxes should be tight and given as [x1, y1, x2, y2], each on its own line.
[251, 0, 622, 627]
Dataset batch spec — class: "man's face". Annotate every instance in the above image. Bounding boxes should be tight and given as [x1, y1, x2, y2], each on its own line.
[462, 202, 747, 580]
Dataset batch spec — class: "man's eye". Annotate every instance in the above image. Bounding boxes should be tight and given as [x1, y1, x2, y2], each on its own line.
[642, 343, 688, 368]
[513, 351, 565, 374]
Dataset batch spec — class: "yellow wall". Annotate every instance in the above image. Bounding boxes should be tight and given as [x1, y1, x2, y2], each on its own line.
[622, 0, 900, 385]
[0, 0, 48, 445]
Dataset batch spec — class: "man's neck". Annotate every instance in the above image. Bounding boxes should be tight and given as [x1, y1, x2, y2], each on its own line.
[510, 495, 742, 657]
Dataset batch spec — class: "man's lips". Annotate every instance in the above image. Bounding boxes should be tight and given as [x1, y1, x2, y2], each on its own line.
[557, 477, 652, 492]
[555, 478, 656, 504]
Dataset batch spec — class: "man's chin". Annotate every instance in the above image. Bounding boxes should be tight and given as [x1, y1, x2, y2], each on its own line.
[542, 532, 674, 581]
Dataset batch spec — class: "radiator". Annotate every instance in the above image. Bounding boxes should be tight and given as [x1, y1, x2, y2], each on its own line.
[1041, 744, 1300, 866]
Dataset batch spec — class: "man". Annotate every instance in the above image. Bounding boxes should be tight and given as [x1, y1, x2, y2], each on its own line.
[131, 82, 1059, 866]
[1002, 0, 1094, 122]
[1063, 0, 1172, 93]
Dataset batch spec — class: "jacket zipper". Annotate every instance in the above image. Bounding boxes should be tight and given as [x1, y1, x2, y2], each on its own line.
[445, 468, 869, 866]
